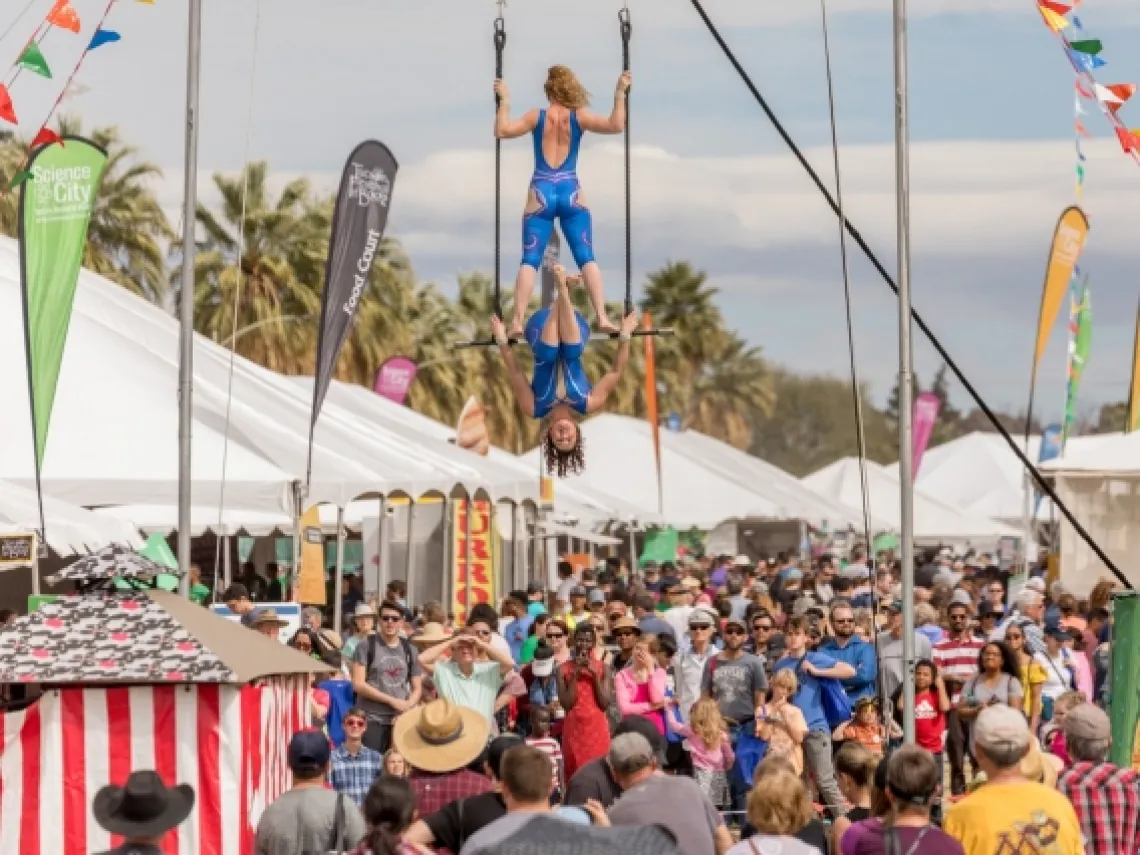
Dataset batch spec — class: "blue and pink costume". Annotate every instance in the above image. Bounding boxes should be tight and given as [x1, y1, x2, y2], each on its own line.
[521, 110, 595, 270]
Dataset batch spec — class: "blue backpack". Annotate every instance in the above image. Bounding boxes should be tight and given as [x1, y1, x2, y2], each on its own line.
[797, 656, 852, 729]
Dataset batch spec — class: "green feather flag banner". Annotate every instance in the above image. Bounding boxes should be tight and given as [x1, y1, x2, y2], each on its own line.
[1062, 279, 1092, 447]
[1069, 39, 1103, 56]
[16, 43, 51, 78]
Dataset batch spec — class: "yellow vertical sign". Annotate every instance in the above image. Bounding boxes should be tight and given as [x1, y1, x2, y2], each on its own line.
[451, 499, 496, 624]
[296, 505, 326, 604]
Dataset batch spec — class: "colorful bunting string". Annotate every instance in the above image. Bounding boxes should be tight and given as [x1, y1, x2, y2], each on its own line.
[89, 28, 121, 51]
[17, 43, 52, 79]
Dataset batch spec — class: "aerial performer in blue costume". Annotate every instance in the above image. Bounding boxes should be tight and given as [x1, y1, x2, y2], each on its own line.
[493, 65, 632, 337]
[491, 265, 638, 477]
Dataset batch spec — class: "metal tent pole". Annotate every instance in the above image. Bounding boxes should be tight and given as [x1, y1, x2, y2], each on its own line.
[333, 506, 345, 635]
[177, 0, 203, 595]
[892, 0, 917, 743]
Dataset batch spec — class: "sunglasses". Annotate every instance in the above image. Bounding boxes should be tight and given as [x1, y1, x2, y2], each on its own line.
[689, 624, 712, 632]
[344, 718, 367, 728]
[379, 615, 402, 623]
[724, 627, 746, 636]
[547, 632, 566, 639]
[753, 624, 772, 632]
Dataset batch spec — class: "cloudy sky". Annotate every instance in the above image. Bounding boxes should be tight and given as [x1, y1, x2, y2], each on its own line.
[4, 0, 1140, 419]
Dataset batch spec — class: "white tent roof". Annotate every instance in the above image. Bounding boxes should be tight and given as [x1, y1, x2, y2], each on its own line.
[803, 457, 1023, 543]
[0, 236, 532, 514]
[1040, 431, 1140, 475]
[888, 431, 1116, 523]
[520, 414, 873, 530]
[0, 480, 142, 556]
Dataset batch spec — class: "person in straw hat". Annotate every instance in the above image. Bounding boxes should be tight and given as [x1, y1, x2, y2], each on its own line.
[343, 602, 377, 661]
[92, 770, 195, 855]
[249, 607, 288, 641]
[395, 697, 495, 817]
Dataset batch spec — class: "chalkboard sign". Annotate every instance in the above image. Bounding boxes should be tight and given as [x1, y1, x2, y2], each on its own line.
[0, 533, 36, 567]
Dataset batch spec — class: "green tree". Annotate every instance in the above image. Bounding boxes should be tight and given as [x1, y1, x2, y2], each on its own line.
[1092, 401, 1127, 434]
[0, 118, 172, 300]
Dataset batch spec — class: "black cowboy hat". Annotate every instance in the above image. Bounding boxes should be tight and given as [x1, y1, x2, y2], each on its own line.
[93, 771, 195, 838]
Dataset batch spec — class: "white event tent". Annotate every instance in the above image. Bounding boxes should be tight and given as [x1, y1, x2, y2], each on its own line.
[521, 414, 874, 530]
[0, 236, 535, 521]
[802, 458, 1022, 546]
[896, 431, 1117, 525]
[0, 478, 142, 556]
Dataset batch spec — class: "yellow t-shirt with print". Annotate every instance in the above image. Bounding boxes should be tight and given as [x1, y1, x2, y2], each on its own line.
[1019, 661, 1048, 717]
[943, 780, 1084, 855]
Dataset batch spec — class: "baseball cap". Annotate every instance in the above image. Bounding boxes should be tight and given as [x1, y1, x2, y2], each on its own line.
[688, 605, 718, 628]
[588, 589, 606, 606]
[782, 566, 804, 581]
[733, 554, 752, 568]
[526, 581, 545, 595]
[569, 586, 587, 598]
[950, 589, 973, 607]
[288, 729, 330, 775]
[531, 643, 555, 678]
[1063, 703, 1111, 742]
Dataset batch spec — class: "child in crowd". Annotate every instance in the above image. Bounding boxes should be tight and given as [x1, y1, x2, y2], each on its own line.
[382, 749, 408, 778]
[833, 697, 888, 756]
[525, 706, 564, 801]
[666, 696, 735, 808]
[1041, 689, 1086, 766]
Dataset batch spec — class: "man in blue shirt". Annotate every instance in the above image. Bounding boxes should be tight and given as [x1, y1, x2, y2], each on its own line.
[774, 615, 855, 820]
[330, 707, 383, 807]
[816, 601, 878, 703]
[501, 593, 534, 663]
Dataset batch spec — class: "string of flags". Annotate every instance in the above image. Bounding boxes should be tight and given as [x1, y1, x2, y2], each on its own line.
[1037, 0, 1140, 161]
[0, 0, 133, 136]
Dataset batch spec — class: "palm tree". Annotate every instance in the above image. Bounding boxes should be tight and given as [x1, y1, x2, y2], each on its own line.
[0, 117, 172, 301]
[179, 162, 327, 374]
[688, 334, 775, 447]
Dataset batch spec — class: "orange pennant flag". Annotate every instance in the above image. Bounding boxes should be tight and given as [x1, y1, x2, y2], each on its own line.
[1038, 5, 1069, 31]
[0, 85, 16, 125]
[47, 0, 81, 34]
[1115, 126, 1135, 152]
[1075, 121, 1091, 136]
[1105, 84, 1136, 113]
[1040, 0, 1072, 13]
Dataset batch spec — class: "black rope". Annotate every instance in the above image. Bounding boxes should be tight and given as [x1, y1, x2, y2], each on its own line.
[620, 7, 632, 316]
[493, 15, 506, 320]
[687, 0, 1130, 589]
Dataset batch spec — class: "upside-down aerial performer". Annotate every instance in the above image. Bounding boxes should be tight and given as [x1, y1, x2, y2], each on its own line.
[493, 65, 632, 336]
[491, 266, 637, 478]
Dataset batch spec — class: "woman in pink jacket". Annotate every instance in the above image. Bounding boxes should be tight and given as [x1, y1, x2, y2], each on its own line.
[615, 634, 668, 733]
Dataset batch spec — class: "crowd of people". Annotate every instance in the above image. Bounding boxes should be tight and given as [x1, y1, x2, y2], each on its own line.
[105, 549, 1137, 855]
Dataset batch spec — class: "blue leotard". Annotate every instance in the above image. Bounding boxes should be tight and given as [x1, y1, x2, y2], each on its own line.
[525, 306, 591, 419]
[521, 110, 595, 271]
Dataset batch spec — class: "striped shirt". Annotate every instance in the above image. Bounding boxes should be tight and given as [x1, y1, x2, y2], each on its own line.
[527, 735, 564, 792]
[933, 635, 984, 703]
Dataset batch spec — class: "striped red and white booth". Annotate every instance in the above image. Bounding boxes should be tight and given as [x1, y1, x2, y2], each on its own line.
[0, 676, 309, 855]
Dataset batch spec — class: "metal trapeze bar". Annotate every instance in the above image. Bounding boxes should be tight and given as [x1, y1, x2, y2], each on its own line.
[455, 327, 674, 350]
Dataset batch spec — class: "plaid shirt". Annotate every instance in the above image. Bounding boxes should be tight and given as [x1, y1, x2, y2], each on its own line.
[409, 768, 494, 817]
[1058, 760, 1140, 855]
[329, 743, 383, 807]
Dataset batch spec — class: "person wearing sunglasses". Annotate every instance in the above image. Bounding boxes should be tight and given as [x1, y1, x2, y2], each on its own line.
[329, 706, 384, 808]
[817, 602, 878, 704]
[351, 602, 424, 754]
[545, 619, 573, 667]
[701, 616, 768, 814]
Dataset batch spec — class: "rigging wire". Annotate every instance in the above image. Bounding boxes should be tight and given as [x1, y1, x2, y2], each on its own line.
[213, 0, 264, 596]
[620, 3, 632, 315]
[493, 0, 506, 320]
[686, 0, 1130, 589]
[0, 0, 38, 47]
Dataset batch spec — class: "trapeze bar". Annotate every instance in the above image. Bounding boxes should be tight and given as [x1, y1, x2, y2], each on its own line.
[454, 327, 675, 350]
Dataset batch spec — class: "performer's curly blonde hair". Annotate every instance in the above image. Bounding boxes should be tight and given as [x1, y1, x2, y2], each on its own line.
[544, 66, 590, 110]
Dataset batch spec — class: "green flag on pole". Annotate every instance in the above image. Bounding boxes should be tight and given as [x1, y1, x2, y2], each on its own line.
[1062, 279, 1092, 447]
[19, 137, 107, 537]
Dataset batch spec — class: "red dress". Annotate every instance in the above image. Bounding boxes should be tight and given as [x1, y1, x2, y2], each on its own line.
[560, 660, 611, 780]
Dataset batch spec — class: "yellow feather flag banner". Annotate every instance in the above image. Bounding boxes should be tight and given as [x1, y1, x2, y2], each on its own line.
[296, 505, 327, 604]
[1128, 301, 1140, 432]
[1033, 206, 1090, 375]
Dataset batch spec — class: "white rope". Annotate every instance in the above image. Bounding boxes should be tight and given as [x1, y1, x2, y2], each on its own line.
[213, 0, 263, 593]
[0, 0, 38, 46]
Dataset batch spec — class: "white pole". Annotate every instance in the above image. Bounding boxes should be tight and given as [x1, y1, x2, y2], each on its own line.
[893, 0, 917, 743]
[405, 500, 417, 607]
[177, 0, 203, 596]
[333, 506, 345, 635]
[378, 497, 390, 597]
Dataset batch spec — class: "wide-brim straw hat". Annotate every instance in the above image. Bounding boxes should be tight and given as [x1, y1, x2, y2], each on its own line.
[393, 698, 490, 773]
[411, 622, 449, 649]
[249, 608, 288, 629]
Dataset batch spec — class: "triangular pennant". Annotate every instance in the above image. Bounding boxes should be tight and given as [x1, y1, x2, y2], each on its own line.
[1072, 16, 1084, 29]
[30, 127, 63, 150]
[1105, 83, 1136, 112]
[1115, 125, 1135, 152]
[17, 42, 51, 78]
[0, 85, 16, 125]
[8, 169, 31, 190]
[1076, 121, 1091, 136]
[1090, 54, 1106, 69]
[1076, 164, 1085, 182]
[1068, 39, 1102, 55]
[1068, 50, 1095, 73]
[46, 1, 80, 34]
[1076, 81, 1094, 99]
[1094, 83, 1124, 105]
[1040, 0, 1072, 14]
[1039, 6, 1070, 31]
[88, 28, 121, 51]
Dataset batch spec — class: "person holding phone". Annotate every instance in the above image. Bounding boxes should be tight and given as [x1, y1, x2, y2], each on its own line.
[557, 624, 613, 780]
[956, 642, 1023, 723]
